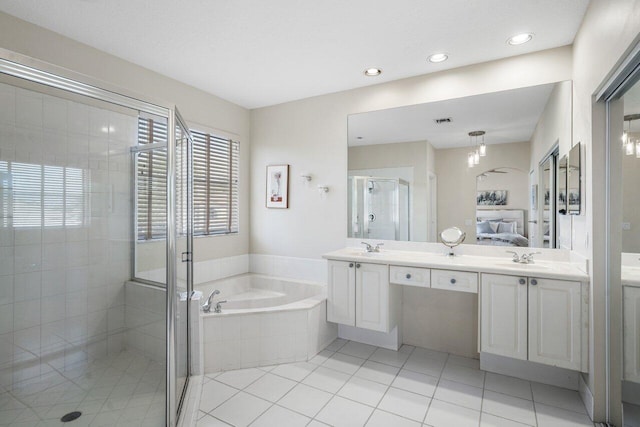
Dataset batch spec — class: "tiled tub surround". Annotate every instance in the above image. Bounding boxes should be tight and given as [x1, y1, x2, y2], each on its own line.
[199, 274, 337, 372]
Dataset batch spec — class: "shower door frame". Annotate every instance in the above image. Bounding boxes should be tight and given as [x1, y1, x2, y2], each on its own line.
[0, 48, 190, 427]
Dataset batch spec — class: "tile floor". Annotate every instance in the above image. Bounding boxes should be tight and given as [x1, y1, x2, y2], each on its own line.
[197, 339, 594, 427]
[0, 350, 165, 426]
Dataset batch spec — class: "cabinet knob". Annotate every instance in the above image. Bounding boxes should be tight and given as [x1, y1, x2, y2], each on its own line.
[349, 263, 354, 268]
[356, 263, 361, 268]
[406, 273, 412, 279]
[519, 278, 526, 285]
[531, 279, 538, 286]
[450, 278, 456, 284]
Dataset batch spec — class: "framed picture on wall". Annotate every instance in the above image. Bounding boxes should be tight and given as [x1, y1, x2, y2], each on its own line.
[476, 190, 507, 206]
[266, 164, 289, 208]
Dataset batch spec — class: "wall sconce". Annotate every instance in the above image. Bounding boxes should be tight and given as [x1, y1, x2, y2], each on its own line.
[300, 173, 312, 182]
[317, 185, 329, 194]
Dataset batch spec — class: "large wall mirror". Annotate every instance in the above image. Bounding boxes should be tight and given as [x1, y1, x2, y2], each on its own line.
[613, 72, 640, 426]
[347, 80, 572, 248]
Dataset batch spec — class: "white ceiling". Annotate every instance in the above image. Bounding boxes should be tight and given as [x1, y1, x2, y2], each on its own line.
[348, 83, 557, 149]
[0, 0, 589, 109]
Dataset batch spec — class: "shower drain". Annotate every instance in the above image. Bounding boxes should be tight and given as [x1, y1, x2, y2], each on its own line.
[60, 411, 82, 422]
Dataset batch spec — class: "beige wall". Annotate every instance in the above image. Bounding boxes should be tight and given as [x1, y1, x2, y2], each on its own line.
[435, 141, 530, 241]
[348, 140, 433, 241]
[571, 0, 640, 420]
[250, 47, 572, 258]
[0, 12, 251, 261]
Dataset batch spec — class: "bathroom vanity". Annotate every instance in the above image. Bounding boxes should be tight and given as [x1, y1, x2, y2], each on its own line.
[622, 266, 640, 382]
[324, 248, 589, 372]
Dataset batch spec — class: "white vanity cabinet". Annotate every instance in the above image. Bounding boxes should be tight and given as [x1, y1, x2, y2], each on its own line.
[528, 277, 582, 370]
[481, 273, 584, 371]
[327, 260, 394, 332]
[624, 286, 640, 382]
[327, 260, 356, 326]
[480, 274, 528, 360]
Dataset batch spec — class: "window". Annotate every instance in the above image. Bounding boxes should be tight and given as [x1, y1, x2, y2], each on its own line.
[0, 161, 88, 229]
[136, 117, 239, 240]
[136, 116, 168, 240]
[192, 129, 239, 236]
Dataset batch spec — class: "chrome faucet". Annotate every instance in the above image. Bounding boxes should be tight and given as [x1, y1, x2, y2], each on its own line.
[214, 300, 227, 313]
[202, 289, 220, 313]
[361, 242, 384, 253]
[506, 251, 542, 264]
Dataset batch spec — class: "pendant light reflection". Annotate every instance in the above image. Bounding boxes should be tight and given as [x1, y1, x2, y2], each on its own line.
[623, 114, 640, 156]
[467, 130, 486, 168]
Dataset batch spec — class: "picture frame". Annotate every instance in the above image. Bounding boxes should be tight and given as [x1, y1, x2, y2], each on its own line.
[266, 164, 289, 208]
[476, 190, 508, 206]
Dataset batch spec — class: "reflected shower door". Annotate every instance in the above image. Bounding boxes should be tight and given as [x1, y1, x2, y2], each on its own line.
[365, 178, 398, 240]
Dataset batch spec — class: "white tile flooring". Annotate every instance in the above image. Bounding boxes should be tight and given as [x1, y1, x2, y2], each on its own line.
[198, 339, 594, 427]
[0, 350, 165, 426]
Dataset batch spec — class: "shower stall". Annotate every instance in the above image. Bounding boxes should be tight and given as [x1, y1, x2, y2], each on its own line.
[348, 176, 410, 241]
[0, 50, 195, 426]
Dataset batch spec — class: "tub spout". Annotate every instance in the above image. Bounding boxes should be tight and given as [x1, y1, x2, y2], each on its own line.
[202, 290, 220, 313]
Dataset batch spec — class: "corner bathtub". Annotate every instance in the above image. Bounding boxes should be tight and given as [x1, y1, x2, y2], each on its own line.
[197, 274, 337, 372]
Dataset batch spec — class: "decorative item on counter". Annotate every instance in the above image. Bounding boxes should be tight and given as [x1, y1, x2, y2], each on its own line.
[441, 227, 466, 256]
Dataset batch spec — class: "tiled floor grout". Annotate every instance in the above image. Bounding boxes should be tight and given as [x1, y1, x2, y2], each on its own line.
[199, 339, 593, 427]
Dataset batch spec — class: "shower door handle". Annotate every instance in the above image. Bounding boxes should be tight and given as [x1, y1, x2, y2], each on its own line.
[181, 252, 192, 262]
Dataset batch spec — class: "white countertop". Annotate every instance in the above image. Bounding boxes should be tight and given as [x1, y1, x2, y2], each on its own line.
[622, 266, 640, 287]
[323, 248, 589, 282]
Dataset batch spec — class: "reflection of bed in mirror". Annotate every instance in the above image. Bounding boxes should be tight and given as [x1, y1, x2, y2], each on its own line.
[476, 209, 529, 247]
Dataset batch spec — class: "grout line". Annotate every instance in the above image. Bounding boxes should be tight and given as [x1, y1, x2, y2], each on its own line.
[200, 339, 588, 427]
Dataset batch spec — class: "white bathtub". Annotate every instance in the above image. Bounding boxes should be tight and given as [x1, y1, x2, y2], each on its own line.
[197, 274, 337, 372]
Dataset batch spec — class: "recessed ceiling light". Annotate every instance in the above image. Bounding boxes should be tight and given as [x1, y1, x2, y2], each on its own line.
[507, 33, 533, 45]
[364, 68, 382, 76]
[428, 53, 448, 63]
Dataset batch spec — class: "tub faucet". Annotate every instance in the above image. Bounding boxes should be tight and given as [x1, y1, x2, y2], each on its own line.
[214, 300, 227, 313]
[202, 290, 220, 313]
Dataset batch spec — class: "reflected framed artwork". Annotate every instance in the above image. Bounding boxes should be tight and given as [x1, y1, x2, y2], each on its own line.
[477, 190, 507, 206]
[266, 164, 289, 208]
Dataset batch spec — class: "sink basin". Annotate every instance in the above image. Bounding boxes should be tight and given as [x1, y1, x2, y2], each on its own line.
[494, 262, 550, 270]
[344, 250, 384, 257]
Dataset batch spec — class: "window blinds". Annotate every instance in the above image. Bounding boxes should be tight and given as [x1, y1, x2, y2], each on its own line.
[136, 117, 239, 240]
[0, 160, 87, 228]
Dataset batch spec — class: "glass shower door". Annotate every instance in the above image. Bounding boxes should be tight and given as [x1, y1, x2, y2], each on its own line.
[172, 109, 193, 422]
[365, 178, 398, 240]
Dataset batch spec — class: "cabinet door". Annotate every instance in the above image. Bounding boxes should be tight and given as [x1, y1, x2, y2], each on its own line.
[327, 260, 355, 326]
[624, 286, 640, 382]
[355, 262, 389, 332]
[528, 278, 582, 370]
[481, 274, 528, 360]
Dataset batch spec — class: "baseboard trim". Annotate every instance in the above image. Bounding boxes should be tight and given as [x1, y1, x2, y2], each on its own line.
[579, 373, 595, 420]
[480, 353, 580, 390]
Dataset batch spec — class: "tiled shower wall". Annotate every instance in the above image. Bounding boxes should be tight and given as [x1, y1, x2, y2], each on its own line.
[0, 82, 136, 385]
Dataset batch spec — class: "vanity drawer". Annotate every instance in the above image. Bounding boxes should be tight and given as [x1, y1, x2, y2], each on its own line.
[390, 266, 431, 287]
[431, 269, 478, 293]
